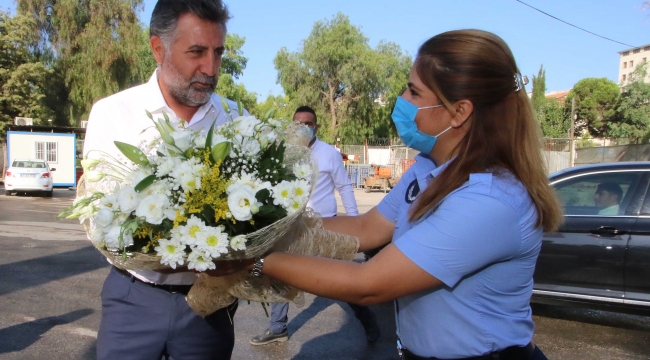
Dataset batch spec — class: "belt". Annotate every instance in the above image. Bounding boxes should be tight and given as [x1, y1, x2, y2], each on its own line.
[114, 267, 193, 295]
[399, 341, 536, 360]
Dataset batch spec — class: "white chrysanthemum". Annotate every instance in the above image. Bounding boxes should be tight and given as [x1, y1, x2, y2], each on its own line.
[272, 181, 293, 207]
[227, 172, 271, 194]
[177, 216, 207, 246]
[194, 133, 207, 148]
[229, 235, 247, 251]
[227, 187, 260, 221]
[155, 239, 186, 269]
[291, 179, 311, 201]
[286, 198, 303, 215]
[135, 194, 170, 225]
[187, 249, 216, 272]
[196, 226, 229, 257]
[170, 130, 192, 151]
[94, 208, 114, 228]
[236, 116, 261, 137]
[171, 160, 203, 192]
[293, 163, 312, 180]
[117, 186, 140, 214]
[104, 225, 134, 249]
[127, 166, 153, 188]
[156, 156, 181, 177]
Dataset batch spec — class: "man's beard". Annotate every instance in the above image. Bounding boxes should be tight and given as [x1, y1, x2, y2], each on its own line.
[161, 57, 217, 107]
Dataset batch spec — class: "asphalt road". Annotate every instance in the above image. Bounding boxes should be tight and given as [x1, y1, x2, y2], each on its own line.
[0, 186, 649, 359]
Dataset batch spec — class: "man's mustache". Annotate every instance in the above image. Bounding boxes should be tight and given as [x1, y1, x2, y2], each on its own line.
[190, 75, 217, 90]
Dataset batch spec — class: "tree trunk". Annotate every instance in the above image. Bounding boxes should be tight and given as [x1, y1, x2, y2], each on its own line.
[328, 81, 337, 137]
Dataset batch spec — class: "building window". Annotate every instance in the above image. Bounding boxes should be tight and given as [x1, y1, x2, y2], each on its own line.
[623, 51, 630, 56]
[634, 48, 641, 54]
[622, 74, 627, 81]
[630, 60, 634, 67]
[623, 62, 627, 68]
[35, 141, 58, 163]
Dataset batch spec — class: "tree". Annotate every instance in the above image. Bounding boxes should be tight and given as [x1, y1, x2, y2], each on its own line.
[254, 94, 293, 120]
[538, 100, 571, 138]
[17, 0, 147, 123]
[0, 11, 52, 140]
[566, 78, 619, 137]
[274, 13, 411, 143]
[609, 63, 650, 140]
[531, 65, 546, 114]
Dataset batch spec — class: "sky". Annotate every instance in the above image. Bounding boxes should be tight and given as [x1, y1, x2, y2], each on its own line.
[1, 0, 649, 100]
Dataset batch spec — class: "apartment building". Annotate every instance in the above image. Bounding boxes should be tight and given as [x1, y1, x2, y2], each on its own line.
[618, 43, 650, 85]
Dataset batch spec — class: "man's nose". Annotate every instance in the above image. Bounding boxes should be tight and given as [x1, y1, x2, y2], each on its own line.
[200, 53, 220, 77]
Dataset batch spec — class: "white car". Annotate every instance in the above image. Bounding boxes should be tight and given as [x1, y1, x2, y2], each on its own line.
[4, 159, 56, 197]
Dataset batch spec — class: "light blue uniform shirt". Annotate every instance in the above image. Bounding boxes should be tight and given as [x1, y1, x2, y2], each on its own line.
[377, 154, 541, 358]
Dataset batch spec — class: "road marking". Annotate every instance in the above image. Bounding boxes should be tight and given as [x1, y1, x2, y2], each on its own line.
[0, 221, 87, 241]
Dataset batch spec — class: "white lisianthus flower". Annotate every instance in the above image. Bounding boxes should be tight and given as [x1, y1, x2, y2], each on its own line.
[135, 194, 170, 225]
[229, 235, 247, 251]
[196, 227, 229, 257]
[258, 126, 277, 148]
[178, 216, 207, 246]
[272, 181, 293, 207]
[128, 166, 153, 187]
[104, 225, 134, 249]
[77, 204, 96, 223]
[267, 118, 282, 128]
[227, 187, 260, 221]
[99, 193, 119, 211]
[85, 170, 107, 182]
[94, 208, 114, 228]
[170, 130, 192, 151]
[293, 163, 312, 180]
[187, 249, 216, 272]
[240, 137, 261, 157]
[236, 116, 261, 137]
[117, 186, 140, 214]
[155, 239, 186, 269]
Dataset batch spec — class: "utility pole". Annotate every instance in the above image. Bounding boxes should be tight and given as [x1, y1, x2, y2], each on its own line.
[569, 97, 576, 168]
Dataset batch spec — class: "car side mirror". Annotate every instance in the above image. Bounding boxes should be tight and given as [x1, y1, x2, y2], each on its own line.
[50, 168, 56, 171]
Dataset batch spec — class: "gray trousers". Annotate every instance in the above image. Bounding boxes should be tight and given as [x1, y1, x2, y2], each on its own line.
[269, 301, 373, 334]
[97, 267, 237, 360]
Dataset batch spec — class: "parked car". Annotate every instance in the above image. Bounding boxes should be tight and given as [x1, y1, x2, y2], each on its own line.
[4, 159, 56, 197]
[532, 162, 650, 315]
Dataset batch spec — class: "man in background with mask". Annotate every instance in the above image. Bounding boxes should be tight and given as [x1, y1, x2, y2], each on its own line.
[83, 1, 245, 359]
[250, 105, 381, 345]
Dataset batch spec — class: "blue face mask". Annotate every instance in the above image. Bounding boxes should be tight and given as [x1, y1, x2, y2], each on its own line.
[308, 127, 316, 142]
[391, 96, 452, 154]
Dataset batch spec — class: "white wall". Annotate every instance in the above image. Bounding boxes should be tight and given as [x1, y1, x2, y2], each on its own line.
[7, 132, 77, 186]
[367, 148, 390, 166]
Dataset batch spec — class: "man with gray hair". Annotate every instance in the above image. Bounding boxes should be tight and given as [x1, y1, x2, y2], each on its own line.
[83, 1, 245, 359]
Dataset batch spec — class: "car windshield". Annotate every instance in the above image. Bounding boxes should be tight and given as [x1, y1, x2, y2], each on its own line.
[12, 161, 46, 169]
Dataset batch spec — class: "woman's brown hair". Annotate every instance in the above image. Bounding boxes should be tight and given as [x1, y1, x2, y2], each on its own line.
[409, 29, 563, 232]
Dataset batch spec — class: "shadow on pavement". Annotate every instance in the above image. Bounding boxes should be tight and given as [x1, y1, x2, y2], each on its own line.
[293, 300, 397, 360]
[0, 309, 94, 354]
[0, 245, 108, 296]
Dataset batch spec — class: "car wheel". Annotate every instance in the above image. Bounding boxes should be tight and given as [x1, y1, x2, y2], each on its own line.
[4, 190, 11, 196]
[46, 190, 53, 198]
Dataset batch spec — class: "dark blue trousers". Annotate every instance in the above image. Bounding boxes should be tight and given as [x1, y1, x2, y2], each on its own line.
[97, 267, 237, 360]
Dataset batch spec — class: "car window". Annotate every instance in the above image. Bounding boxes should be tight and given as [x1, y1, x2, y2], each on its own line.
[11, 161, 46, 168]
[552, 171, 643, 216]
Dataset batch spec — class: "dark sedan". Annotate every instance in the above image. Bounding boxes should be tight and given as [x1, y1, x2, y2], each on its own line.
[532, 162, 650, 315]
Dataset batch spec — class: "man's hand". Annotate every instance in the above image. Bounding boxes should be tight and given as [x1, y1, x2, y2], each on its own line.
[203, 259, 256, 277]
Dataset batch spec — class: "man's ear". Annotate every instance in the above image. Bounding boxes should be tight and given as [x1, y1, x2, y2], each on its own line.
[450, 99, 474, 128]
[150, 35, 166, 65]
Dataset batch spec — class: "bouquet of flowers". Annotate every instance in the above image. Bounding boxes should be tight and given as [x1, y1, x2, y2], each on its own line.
[62, 105, 359, 315]
[61, 106, 315, 271]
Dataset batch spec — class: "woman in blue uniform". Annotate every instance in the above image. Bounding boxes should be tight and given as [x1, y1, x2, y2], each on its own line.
[245, 29, 562, 360]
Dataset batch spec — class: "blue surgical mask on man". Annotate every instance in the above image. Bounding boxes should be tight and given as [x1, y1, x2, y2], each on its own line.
[309, 127, 316, 142]
[391, 96, 452, 154]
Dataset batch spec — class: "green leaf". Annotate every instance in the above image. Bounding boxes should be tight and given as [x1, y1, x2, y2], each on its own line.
[202, 205, 216, 226]
[257, 204, 275, 215]
[255, 188, 271, 202]
[134, 174, 157, 192]
[205, 120, 217, 150]
[145, 110, 153, 120]
[114, 141, 150, 166]
[263, 108, 275, 121]
[211, 142, 231, 164]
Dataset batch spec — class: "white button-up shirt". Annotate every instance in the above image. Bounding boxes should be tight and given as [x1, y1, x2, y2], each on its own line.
[83, 70, 246, 285]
